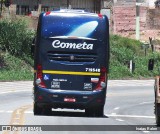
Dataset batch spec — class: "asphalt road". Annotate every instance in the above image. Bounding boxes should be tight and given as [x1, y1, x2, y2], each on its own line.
[0, 80, 160, 134]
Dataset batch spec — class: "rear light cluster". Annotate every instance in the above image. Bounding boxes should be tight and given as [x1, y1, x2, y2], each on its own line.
[94, 67, 107, 91]
[45, 11, 51, 16]
[36, 64, 46, 88]
[98, 14, 103, 18]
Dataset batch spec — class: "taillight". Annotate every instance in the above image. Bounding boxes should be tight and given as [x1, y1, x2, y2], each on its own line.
[94, 67, 107, 91]
[45, 11, 51, 16]
[36, 64, 46, 88]
[98, 14, 103, 18]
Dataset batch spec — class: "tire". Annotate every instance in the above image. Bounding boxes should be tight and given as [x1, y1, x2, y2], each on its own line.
[155, 103, 160, 126]
[85, 106, 104, 117]
[156, 114, 160, 126]
[94, 106, 104, 117]
[85, 107, 94, 117]
[43, 106, 52, 115]
[34, 103, 43, 115]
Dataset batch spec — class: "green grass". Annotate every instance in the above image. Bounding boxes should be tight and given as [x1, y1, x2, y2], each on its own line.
[109, 35, 159, 79]
[0, 52, 33, 81]
[0, 70, 33, 81]
[0, 18, 34, 81]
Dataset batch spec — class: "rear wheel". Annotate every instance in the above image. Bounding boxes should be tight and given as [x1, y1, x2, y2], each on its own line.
[34, 103, 43, 115]
[85, 107, 94, 117]
[85, 105, 104, 117]
[156, 114, 160, 126]
[155, 103, 160, 126]
[94, 106, 104, 117]
[43, 106, 52, 115]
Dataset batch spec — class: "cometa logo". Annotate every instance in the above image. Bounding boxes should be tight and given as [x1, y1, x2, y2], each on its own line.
[52, 40, 93, 50]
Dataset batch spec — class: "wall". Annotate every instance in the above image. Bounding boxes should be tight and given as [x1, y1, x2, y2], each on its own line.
[12, 0, 99, 13]
[113, 5, 136, 35]
[112, 2, 160, 41]
[111, 0, 160, 41]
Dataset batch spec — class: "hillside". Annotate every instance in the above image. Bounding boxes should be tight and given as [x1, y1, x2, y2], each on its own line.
[109, 35, 158, 79]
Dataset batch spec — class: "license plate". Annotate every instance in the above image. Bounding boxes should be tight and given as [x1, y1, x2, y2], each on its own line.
[51, 82, 60, 88]
[64, 98, 76, 102]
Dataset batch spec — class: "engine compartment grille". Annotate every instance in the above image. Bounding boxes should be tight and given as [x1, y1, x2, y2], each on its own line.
[47, 52, 97, 62]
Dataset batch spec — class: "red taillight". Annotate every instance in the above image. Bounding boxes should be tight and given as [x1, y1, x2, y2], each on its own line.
[37, 64, 42, 78]
[36, 64, 46, 88]
[99, 67, 106, 82]
[98, 14, 103, 18]
[45, 11, 51, 16]
[94, 67, 107, 91]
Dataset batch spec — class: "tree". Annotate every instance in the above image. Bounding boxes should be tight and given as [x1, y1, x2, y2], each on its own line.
[0, 0, 11, 17]
[4, 0, 10, 7]
[0, 0, 5, 17]
[155, 0, 160, 8]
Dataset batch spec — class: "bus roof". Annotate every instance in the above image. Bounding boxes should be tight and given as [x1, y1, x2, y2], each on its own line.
[43, 9, 102, 18]
[40, 10, 108, 39]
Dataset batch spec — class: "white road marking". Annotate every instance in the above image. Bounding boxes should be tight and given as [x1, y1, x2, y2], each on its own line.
[24, 111, 33, 114]
[0, 109, 156, 120]
[6, 111, 13, 113]
[12, 122, 20, 125]
[115, 119, 124, 122]
[111, 113, 117, 115]
[143, 131, 150, 133]
[105, 114, 155, 119]
[16, 110, 21, 115]
[14, 118, 20, 120]
[139, 101, 154, 105]
[114, 107, 120, 110]
[22, 106, 27, 109]
[108, 80, 154, 87]
[0, 90, 30, 94]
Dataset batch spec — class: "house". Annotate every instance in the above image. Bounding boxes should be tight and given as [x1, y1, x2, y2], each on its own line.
[11, 0, 107, 15]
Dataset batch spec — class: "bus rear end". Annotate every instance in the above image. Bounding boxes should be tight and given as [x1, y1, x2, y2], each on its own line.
[33, 10, 109, 116]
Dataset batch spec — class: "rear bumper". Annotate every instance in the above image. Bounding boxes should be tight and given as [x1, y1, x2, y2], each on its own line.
[34, 86, 107, 109]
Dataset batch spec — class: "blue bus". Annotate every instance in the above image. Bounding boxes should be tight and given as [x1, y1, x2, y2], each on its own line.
[33, 10, 109, 117]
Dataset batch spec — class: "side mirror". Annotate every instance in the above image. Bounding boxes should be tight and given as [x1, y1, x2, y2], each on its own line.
[148, 59, 154, 71]
[31, 38, 36, 57]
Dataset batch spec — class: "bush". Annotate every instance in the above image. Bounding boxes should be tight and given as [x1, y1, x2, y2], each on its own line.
[0, 51, 33, 81]
[0, 19, 35, 57]
[109, 35, 159, 79]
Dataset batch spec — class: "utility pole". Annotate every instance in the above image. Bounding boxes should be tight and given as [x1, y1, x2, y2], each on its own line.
[136, 0, 140, 40]
[37, 0, 39, 10]
[67, 0, 69, 9]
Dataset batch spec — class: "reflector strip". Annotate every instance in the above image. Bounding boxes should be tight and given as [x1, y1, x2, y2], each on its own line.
[42, 70, 100, 76]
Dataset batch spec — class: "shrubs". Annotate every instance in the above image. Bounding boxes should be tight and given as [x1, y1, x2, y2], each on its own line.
[0, 51, 33, 81]
[0, 19, 35, 57]
[109, 35, 159, 79]
[0, 19, 34, 81]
